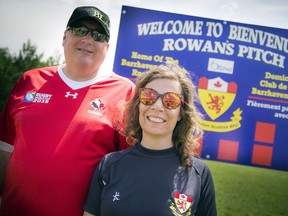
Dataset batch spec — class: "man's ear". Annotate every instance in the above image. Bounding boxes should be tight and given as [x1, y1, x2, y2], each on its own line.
[62, 32, 67, 46]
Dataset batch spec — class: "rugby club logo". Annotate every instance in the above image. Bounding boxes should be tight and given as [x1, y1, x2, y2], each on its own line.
[169, 192, 192, 215]
[198, 77, 242, 132]
[198, 77, 237, 120]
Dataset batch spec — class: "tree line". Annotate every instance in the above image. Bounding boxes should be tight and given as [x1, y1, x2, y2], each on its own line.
[0, 40, 62, 111]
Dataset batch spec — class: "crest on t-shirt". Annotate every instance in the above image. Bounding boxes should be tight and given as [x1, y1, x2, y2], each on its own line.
[169, 191, 192, 215]
[88, 98, 106, 116]
[23, 92, 52, 104]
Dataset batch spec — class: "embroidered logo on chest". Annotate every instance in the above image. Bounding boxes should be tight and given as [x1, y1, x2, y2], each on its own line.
[65, 91, 78, 99]
[23, 92, 52, 104]
[170, 192, 192, 215]
[87, 98, 106, 116]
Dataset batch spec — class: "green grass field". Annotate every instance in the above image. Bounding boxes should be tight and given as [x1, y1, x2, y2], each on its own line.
[205, 160, 288, 216]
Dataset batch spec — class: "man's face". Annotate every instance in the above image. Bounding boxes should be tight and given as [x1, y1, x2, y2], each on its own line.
[62, 20, 109, 71]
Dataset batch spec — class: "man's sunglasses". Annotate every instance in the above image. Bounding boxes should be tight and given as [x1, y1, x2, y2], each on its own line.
[139, 88, 184, 110]
[66, 26, 108, 42]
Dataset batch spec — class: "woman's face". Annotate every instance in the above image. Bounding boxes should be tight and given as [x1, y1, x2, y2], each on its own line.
[139, 78, 182, 146]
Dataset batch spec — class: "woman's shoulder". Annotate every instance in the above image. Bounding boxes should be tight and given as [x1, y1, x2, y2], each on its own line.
[99, 146, 135, 170]
[191, 157, 212, 176]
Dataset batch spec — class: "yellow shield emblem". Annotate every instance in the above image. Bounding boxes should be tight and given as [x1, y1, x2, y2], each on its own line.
[198, 77, 237, 120]
[174, 192, 192, 214]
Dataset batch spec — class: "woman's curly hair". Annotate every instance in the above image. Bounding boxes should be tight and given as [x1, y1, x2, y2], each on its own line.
[122, 61, 204, 168]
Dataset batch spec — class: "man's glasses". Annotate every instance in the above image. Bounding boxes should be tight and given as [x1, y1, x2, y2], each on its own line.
[66, 26, 108, 42]
[139, 88, 184, 110]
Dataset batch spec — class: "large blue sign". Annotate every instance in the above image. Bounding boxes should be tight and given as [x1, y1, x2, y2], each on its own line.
[113, 5, 288, 171]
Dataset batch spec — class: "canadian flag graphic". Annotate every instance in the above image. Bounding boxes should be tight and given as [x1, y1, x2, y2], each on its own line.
[174, 191, 192, 213]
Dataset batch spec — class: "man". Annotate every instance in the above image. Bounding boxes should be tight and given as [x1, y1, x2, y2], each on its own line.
[0, 6, 134, 216]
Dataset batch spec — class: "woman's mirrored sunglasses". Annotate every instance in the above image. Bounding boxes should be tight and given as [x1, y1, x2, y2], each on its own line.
[66, 26, 108, 42]
[139, 88, 184, 110]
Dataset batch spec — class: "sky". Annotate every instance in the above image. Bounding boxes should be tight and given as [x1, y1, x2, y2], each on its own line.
[1, 0, 288, 71]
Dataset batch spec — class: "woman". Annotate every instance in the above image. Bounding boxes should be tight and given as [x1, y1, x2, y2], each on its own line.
[83, 62, 217, 216]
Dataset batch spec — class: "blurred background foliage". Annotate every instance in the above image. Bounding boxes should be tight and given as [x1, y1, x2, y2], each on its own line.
[0, 40, 62, 111]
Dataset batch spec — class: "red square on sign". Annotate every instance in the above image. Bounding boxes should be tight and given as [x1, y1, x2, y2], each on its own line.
[195, 138, 203, 157]
[218, 140, 239, 162]
[254, 122, 276, 144]
[251, 144, 273, 167]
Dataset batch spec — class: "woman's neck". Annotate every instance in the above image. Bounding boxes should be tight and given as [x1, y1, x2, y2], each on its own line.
[140, 135, 173, 150]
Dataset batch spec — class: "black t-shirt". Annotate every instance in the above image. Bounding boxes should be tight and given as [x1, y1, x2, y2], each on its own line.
[84, 143, 217, 216]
